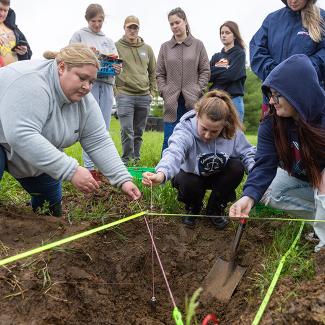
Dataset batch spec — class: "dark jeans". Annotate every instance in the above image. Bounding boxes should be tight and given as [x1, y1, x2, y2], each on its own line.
[172, 158, 245, 211]
[162, 94, 188, 153]
[0, 145, 62, 216]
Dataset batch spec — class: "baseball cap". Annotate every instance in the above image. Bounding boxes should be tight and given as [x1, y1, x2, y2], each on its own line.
[124, 15, 140, 28]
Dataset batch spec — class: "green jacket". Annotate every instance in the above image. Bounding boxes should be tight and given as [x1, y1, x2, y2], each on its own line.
[115, 36, 157, 96]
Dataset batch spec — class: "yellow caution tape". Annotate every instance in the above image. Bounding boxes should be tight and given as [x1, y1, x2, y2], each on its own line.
[0, 211, 147, 267]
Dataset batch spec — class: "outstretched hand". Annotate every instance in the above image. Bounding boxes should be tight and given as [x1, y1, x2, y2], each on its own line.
[229, 196, 254, 219]
[121, 181, 141, 200]
[142, 171, 165, 187]
[71, 166, 100, 193]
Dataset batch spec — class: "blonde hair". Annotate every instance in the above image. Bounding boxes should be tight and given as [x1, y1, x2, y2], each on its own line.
[195, 90, 243, 139]
[43, 43, 99, 70]
[302, 0, 325, 42]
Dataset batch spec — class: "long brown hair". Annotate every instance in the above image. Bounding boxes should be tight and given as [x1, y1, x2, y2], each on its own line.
[168, 7, 191, 36]
[269, 107, 325, 187]
[220, 21, 245, 50]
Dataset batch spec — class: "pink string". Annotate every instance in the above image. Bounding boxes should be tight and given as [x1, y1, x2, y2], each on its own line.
[151, 218, 155, 298]
[144, 216, 177, 308]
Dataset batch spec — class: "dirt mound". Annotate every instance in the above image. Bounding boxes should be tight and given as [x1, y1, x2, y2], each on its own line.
[0, 187, 323, 324]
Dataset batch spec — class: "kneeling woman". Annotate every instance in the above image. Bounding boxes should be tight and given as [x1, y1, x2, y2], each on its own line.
[229, 54, 325, 253]
[143, 90, 256, 229]
[0, 43, 141, 217]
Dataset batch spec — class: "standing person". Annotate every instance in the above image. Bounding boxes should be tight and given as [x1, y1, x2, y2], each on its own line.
[143, 90, 256, 229]
[0, 43, 141, 217]
[156, 7, 210, 153]
[70, 3, 121, 176]
[0, 0, 32, 66]
[209, 21, 246, 122]
[229, 54, 325, 253]
[250, 0, 325, 115]
[115, 15, 157, 165]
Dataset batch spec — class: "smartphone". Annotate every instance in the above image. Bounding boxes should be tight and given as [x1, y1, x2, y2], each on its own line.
[11, 40, 28, 51]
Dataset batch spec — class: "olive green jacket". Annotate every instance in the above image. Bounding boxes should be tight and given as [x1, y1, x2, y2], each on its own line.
[115, 36, 158, 96]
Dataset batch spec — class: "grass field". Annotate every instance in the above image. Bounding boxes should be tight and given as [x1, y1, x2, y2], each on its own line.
[0, 116, 315, 301]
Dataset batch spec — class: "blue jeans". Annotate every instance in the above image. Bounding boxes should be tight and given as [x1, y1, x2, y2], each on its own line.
[261, 167, 325, 252]
[0, 145, 62, 216]
[162, 95, 188, 153]
[232, 96, 244, 122]
[116, 94, 151, 164]
[83, 81, 114, 170]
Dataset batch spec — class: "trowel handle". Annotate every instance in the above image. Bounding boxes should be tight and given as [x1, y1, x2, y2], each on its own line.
[230, 218, 247, 258]
[202, 314, 219, 325]
[239, 217, 247, 225]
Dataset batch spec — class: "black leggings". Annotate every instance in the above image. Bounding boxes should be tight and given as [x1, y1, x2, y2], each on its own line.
[172, 158, 245, 210]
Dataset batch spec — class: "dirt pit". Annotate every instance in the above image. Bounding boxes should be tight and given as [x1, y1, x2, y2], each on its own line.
[0, 184, 324, 325]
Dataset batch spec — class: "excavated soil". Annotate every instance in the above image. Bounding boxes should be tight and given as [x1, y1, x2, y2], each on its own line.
[0, 183, 324, 325]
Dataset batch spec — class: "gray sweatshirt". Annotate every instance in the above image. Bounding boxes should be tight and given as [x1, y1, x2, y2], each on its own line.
[0, 59, 131, 187]
[70, 27, 118, 85]
[156, 111, 256, 180]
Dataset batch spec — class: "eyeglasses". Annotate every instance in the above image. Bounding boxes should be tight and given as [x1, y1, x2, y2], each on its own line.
[269, 93, 282, 104]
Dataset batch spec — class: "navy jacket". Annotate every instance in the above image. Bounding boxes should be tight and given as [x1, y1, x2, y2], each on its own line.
[250, 6, 325, 86]
[244, 54, 325, 203]
[209, 45, 246, 97]
[4, 8, 32, 60]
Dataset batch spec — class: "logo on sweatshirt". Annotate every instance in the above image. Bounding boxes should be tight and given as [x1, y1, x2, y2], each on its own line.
[215, 58, 229, 69]
[297, 31, 310, 36]
[198, 152, 229, 176]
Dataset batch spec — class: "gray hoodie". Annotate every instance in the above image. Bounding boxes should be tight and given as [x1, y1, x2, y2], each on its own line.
[156, 111, 256, 180]
[0, 59, 131, 187]
[70, 27, 118, 85]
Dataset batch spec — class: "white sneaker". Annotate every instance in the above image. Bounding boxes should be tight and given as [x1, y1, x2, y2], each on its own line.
[305, 231, 320, 244]
[314, 242, 325, 253]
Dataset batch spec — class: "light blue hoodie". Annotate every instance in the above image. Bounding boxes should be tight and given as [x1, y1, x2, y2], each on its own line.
[156, 111, 256, 181]
[0, 59, 131, 187]
[70, 27, 118, 84]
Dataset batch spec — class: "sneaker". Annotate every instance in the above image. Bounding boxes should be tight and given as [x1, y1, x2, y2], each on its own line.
[305, 231, 320, 244]
[210, 216, 229, 230]
[314, 242, 325, 253]
[182, 205, 201, 228]
[182, 216, 196, 228]
[207, 203, 229, 230]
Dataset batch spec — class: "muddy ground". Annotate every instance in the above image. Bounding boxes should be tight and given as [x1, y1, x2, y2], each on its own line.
[0, 183, 324, 325]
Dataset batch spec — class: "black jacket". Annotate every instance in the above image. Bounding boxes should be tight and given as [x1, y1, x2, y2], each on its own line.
[4, 8, 32, 60]
[209, 45, 246, 97]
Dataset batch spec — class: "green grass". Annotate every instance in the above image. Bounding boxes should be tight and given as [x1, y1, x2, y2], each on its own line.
[253, 222, 315, 298]
[0, 116, 316, 301]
